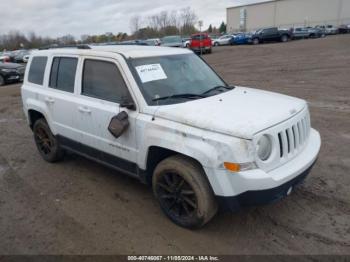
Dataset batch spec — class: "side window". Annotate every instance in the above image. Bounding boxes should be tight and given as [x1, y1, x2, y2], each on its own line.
[28, 56, 48, 85]
[82, 59, 130, 103]
[49, 57, 78, 93]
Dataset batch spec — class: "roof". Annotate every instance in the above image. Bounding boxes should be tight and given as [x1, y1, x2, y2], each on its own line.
[33, 45, 192, 59]
[227, 0, 280, 10]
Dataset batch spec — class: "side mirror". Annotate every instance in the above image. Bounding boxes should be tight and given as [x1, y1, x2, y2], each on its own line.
[108, 111, 129, 138]
[120, 98, 136, 110]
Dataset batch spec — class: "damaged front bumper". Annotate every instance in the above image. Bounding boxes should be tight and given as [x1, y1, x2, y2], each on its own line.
[204, 128, 321, 211]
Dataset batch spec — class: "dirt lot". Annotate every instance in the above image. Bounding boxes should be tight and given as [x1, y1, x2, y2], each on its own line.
[0, 35, 349, 255]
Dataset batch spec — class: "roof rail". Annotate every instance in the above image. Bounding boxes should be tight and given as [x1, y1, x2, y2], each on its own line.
[39, 44, 91, 50]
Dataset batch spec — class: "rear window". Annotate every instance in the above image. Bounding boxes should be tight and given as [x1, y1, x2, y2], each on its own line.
[28, 56, 48, 85]
[49, 57, 78, 93]
[192, 35, 208, 40]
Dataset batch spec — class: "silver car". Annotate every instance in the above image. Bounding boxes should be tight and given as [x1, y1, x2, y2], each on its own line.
[212, 35, 233, 46]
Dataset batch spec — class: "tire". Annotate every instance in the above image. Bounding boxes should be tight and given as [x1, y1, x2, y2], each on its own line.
[152, 155, 218, 229]
[214, 42, 219, 47]
[281, 35, 289, 42]
[186, 43, 190, 48]
[33, 118, 65, 163]
[0, 75, 5, 86]
[252, 38, 259, 45]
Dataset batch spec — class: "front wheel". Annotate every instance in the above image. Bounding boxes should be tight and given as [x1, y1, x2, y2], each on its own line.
[252, 38, 259, 45]
[152, 155, 218, 229]
[33, 119, 65, 163]
[214, 42, 219, 47]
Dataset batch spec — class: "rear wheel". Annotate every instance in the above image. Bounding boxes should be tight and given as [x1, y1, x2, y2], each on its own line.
[33, 119, 65, 163]
[281, 35, 289, 42]
[152, 155, 218, 229]
[0, 75, 5, 86]
[252, 38, 259, 45]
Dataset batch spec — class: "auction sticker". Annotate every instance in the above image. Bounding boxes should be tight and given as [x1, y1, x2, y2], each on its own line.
[135, 64, 167, 83]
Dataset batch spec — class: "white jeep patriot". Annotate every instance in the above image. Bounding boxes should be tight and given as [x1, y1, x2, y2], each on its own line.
[21, 45, 321, 228]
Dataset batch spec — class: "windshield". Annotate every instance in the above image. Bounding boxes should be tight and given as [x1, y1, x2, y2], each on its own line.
[162, 36, 181, 43]
[130, 54, 228, 106]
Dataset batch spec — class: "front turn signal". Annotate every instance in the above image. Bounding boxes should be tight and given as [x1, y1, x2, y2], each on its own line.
[224, 162, 241, 172]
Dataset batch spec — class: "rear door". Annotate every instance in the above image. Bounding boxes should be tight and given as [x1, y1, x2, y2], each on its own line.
[45, 55, 81, 141]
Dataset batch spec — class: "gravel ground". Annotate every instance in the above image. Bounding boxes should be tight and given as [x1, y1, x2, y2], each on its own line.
[0, 35, 349, 255]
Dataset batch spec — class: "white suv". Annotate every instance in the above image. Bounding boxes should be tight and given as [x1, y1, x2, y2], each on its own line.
[21, 45, 321, 228]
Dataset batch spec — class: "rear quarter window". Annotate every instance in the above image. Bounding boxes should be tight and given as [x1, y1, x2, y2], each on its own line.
[28, 56, 48, 85]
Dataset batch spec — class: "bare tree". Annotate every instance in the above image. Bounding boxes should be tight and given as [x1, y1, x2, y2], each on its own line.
[179, 7, 198, 35]
[130, 15, 141, 34]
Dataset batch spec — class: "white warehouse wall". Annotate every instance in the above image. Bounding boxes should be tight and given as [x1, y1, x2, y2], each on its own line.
[227, 0, 350, 33]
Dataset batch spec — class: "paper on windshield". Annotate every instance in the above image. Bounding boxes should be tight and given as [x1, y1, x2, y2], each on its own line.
[135, 64, 167, 83]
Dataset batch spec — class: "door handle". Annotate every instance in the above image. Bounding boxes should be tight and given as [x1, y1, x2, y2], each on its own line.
[44, 97, 55, 104]
[78, 106, 92, 114]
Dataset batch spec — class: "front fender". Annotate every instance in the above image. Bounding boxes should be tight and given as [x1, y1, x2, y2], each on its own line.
[136, 115, 254, 171]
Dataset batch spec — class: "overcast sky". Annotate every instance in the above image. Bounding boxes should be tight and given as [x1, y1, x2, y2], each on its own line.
[1, 0, 269, 38]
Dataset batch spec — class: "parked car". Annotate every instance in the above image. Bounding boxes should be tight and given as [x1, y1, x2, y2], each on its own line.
[292, 28, 311, 39]
[182, 38, 191, 48]
[316, 25, 338, 35]
[160, 35, 182, 47]
[1, 52, 15, 62]
[21, 46, 321, 228]
[230, 33, 252, 45]
[190, 33, 212, 54]
[0, 53, 10, 63]
[145, 38, 161, 46]
[0, 62, 25, 86]
[212, 35, 233, 46]
[338, 24, 350, 34]
[306, 27, 326, 38]
[251, 27, 292, 45]
[14, 50, 31, 63]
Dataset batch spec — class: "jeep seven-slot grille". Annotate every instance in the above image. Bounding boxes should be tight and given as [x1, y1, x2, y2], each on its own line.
[277, 114, 310, 159]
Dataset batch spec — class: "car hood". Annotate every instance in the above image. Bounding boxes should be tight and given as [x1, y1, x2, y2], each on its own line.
[154, 86, 306, 139]
[0, 62, 23, 69]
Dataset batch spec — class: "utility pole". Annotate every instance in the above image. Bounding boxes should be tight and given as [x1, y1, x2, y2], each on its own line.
[198, 20, 203, 56]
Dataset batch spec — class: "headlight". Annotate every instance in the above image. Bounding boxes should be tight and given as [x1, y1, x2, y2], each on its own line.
[257, 135, 272, 161]
[1, 68, 16, 73]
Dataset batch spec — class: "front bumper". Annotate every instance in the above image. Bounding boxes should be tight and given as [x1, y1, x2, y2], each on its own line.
[216, 160, 316, 211]
[204, 128, 321, 210]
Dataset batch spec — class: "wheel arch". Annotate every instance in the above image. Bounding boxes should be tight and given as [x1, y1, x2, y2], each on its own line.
[144, 146, 212, 187]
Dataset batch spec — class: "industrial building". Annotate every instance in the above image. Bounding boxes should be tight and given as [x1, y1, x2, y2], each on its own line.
[227, 0, 350, 33]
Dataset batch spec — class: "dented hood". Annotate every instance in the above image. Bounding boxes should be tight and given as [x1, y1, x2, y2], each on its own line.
[155, 86, 307, 139]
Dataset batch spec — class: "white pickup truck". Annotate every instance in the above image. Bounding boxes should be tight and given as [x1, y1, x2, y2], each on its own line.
[21, 45, 321, 228]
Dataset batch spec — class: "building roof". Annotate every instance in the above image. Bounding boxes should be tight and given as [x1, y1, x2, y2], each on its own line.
[227, 0, 280, 10]
[33, 45, 192, 59]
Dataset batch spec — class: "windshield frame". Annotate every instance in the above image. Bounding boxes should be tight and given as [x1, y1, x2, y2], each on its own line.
[126, 53, 231, 106]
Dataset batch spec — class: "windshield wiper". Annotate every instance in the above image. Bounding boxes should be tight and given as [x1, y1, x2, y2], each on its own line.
[201, 85, 234, 95]
[152, 93, 205, 102]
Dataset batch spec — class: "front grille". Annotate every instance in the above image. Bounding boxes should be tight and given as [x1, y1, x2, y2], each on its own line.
[277, 113, 310, 159]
